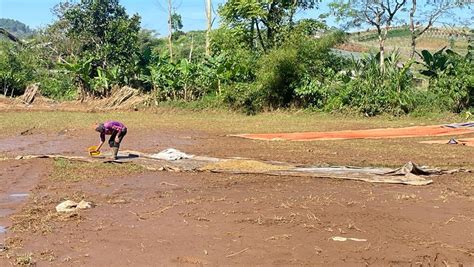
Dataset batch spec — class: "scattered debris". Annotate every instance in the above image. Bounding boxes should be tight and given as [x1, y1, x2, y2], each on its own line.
[150, 148, 193, 161]
[420, 138, 474, 147]
[448, 138, 459, 144]
[225, 248, 249, 258]
[331, 236, 367, 242]
[20, 127, 35, 136]
[160, 182, 179, 187]
[55, 200, 94, 213]
[101, 86, 146, 109]
[383, 161, 438, 176]
[265, 234, 292, 241]
[19, 83, 40, 105]
[314, 246, 323, 254]
[157, 166, 182, 172]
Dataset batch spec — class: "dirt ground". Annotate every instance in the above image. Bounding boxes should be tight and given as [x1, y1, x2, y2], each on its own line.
[0, 108, 473, 266]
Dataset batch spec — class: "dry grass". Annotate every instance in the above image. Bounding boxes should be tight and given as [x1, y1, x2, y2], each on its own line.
[200, 159, 291, 172]
[0, 109, 464, 138]
[9, 194, 77, 234]
[15, 253, 34, 266]
[50, 158, 145, 182]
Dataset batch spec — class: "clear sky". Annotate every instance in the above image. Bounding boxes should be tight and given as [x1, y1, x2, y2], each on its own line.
[0, 0, 330, 35]
[0, 0, 471, 35]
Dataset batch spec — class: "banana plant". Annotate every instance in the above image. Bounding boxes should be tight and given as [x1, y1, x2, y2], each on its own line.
[416, 47, 454, 78]
[58, 56, 93, 101]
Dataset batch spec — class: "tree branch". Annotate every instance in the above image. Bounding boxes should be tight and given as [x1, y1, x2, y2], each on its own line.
[0, 27, 23, 44]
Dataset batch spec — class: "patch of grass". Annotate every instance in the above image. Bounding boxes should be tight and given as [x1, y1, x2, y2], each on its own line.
[15, 253, 34, 266]
[0, 109, 466, 138]
[10, 195, 64, 234]
[50, 158, 145, 182]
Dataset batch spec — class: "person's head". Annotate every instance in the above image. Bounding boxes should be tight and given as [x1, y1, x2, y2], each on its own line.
[95, 123, 105, 133]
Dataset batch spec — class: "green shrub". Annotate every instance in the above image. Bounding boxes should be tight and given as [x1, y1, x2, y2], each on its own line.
[256, 47, 302, 108]
[0, 42, 36, 96]
[418, 48, 474, 113]
[299, 51, 418, 116]
[223, 83, 263, 115]
[38, 71, 76, 100]
[255, 32, 346, 109]
[430, 59, 474, 113]
[342, 52, 416, 116]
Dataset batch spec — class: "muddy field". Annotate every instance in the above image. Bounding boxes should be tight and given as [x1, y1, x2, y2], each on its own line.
[0, 109, 473, 266]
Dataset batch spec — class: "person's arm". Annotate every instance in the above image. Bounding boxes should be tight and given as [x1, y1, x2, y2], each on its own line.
[96, 141, 105, 151]
[96, 132, 106, 151]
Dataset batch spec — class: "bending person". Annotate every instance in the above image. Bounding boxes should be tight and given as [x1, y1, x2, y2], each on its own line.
[94, 121, 128, 160]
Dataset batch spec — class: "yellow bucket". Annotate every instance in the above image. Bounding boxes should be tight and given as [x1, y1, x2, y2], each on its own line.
[88, 146, 101, 157]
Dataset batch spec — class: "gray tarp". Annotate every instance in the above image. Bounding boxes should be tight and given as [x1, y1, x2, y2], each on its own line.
[13, 149, 469, 186]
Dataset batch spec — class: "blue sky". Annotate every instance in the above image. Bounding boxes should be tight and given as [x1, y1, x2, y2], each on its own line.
[0, 0, 330, 35]
[0, 0, 471, 35]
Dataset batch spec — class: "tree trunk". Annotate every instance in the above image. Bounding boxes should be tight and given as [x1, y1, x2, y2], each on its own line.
[409, 0, 417, 59]
[377, 26, 385, 71]
[250, 20, 255, 49]
[189, 35, 194, 61]
[167, 0, 174, 62]
[205, 0, 212, 57]
[379, 36, 385, 71]
[255, 20, 266, 52]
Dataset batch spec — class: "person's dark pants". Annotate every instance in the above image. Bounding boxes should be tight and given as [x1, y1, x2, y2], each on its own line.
[108, 128, 127, 148]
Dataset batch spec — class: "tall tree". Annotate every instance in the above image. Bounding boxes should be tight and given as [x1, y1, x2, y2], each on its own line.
[60, 0, 141, 94]
[219, 0, 318, 51]
[409, 0, 472, 59]
[167, 0, 174, 61]
[205, 0, 212, 56]
[330, 0, 407, 70]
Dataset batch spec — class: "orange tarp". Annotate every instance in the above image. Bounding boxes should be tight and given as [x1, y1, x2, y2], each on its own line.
[232, 125, 474, 141]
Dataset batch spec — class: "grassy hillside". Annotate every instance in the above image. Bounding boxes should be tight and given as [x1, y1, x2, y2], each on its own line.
[343, 26, 472, 58]
[0, 18, 34, 38]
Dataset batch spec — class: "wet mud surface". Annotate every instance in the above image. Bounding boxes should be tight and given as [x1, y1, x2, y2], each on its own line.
[0, 126, 473, 265]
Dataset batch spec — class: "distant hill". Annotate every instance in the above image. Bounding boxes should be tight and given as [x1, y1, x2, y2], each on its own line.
[0, 18, 34, 38]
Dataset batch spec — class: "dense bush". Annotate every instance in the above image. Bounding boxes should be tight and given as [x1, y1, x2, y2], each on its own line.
[1, 0, 472, 117]
[428, 54, 474, 113]
[37, 70, 76, 100]
[256, 47, 302, 108]
[223, 83, 263, 115]
[342, 52, 416, 116]
[0, 42, 35, 96]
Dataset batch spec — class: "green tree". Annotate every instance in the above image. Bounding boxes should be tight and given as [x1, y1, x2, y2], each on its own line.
[171, 12, 184, 39]
[171, 12, 183, 32]
[61, 0, 141, 94]
[330, 0, 407, 70]
[219, 0, 319, 51]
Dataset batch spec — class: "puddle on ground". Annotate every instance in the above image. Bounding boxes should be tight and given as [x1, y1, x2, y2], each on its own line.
[8, 193, 29, 202]
[9, 193, 29, 198]
[0, 226, 6, 234]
